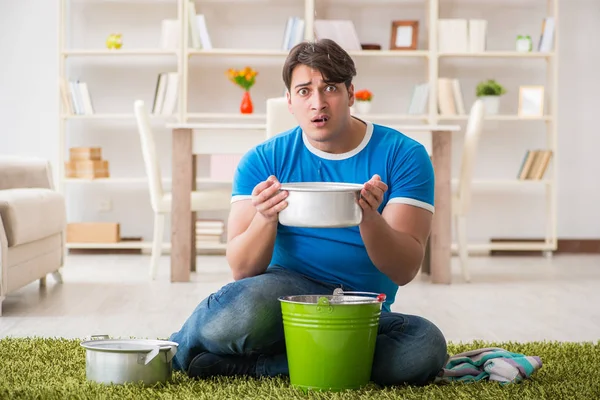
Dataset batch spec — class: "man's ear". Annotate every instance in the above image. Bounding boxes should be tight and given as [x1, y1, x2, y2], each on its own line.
[348, 83, 355, 107]
[286, 91, 293, 114]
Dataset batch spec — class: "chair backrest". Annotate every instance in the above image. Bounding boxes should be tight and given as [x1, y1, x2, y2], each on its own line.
[456, 99, 485, 215]
[133, 100, 164, 212]
[266, 97, 298, 138]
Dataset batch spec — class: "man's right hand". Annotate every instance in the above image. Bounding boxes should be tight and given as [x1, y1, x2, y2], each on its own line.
[251, 176, 288, 222]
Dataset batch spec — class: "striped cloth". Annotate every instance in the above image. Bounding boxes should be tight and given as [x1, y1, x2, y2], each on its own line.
[435, 347, 543, 384]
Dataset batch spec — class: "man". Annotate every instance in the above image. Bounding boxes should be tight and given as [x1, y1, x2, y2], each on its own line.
[169, 38, 447, 387]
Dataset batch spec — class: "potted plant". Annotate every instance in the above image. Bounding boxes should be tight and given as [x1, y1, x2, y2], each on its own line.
[475, 79, 506, 115]
[353, 89, 373, 114]
[226, 66, 258, 114]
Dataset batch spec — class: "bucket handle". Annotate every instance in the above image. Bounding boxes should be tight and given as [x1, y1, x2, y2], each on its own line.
[333, 288, 386, 302]
[317, 296, 334, 313]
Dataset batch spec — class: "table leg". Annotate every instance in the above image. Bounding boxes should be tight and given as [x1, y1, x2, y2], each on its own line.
[431, 130, 452, 284]
[171, 128, 192, 282]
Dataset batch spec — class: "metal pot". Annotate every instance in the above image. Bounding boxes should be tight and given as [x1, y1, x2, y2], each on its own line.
[278, 182, 363, 228]
[80, 335, 178, 386]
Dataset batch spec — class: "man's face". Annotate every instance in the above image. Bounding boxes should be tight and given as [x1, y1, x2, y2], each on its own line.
[287, 64, 355, 146]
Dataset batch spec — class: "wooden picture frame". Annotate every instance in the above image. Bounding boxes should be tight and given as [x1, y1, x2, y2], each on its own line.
[390, 21, 419, 50]
[518, 86, 545, 117]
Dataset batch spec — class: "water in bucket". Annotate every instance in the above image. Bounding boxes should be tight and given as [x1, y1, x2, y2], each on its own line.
[278, 289, 386, 392]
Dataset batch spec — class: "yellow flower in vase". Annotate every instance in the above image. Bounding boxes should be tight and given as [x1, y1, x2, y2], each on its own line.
[226, 66, 258, 114]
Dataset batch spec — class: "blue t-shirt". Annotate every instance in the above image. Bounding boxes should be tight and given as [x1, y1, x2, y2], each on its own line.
[231, 120, 434, 311]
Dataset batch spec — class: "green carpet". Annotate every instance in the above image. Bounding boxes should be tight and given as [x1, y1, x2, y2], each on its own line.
[1, 338, 598, 399]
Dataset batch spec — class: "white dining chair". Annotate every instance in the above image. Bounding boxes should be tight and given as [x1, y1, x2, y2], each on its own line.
[266, 97, 298, 138]
[134, 100, 231, 279]
[453, 99, 486, 283]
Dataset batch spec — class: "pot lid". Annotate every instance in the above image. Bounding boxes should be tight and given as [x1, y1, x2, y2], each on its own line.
[279, 182, 363, 192]
[80, 339, 178, 353]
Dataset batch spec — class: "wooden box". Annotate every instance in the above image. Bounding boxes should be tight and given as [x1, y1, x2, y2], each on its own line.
[66, 223, 120, 243]
[65, 160, 109, 179]
[70, 147, 102, 161]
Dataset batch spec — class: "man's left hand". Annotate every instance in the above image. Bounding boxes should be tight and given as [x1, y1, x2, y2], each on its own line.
[359, 174, 388, 220]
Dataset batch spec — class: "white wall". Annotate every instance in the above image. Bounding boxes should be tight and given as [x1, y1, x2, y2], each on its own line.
[1, 0, 599, 244]
[0, 0, 59, 170]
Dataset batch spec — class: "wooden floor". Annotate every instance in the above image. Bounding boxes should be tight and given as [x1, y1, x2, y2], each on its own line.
[1, 253, 599, 343]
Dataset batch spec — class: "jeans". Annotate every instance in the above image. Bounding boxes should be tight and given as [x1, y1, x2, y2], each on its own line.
[169, 265, 448, 387]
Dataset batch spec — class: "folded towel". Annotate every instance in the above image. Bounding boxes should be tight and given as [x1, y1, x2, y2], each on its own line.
[435, 347, 543, 384]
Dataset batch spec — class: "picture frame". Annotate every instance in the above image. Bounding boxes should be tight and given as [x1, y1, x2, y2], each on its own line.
[518, 86, 545, 117]
[390, 21, 419, 50]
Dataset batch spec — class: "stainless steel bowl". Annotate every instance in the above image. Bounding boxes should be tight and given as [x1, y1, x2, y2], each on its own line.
[278, 182, 363, 228]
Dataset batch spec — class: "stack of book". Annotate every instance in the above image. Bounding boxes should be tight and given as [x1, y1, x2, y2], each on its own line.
[196, 219, 225, 248]
[438, 19, 487, 53]
[64, 147, 109, 179]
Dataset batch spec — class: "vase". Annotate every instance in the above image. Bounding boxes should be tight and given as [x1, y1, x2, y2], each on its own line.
[479, 95, 500, 115]
[240, 91, 253, 114]
[355, 101, 371, 114]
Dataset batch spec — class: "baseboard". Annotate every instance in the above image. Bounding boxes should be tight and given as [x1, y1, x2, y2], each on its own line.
[490, 238, 600, 256]
[68, 248, 226, 256]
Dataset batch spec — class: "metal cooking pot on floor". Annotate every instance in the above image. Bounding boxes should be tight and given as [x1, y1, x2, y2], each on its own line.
[80, 335, 178, 386]
[278, 182, 364, 228]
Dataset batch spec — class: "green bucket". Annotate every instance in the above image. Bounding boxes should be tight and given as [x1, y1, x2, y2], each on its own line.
[279, 289, 386, 392]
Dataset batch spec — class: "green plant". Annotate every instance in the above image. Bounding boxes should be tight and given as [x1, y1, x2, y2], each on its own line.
[476, 79, 506, 97]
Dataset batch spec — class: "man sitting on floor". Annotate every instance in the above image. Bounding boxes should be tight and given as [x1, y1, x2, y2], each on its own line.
[169, 38, 447, 387]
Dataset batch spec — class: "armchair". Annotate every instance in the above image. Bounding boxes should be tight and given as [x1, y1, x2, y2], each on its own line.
[0, 156, 66, 315]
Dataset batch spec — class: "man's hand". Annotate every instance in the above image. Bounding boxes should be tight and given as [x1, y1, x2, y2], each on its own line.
[359, 174, 388, 221]
[251, 175, 288, 222]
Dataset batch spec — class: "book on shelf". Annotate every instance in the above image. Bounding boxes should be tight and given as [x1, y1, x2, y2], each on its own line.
[60, 78, 94, 115]
[517, 150, 553, 180]
[537, 17, 555, 52]
[438, 19, 487, 53]
[160, 19, 179, 49]
[407, 83, 429, 115]
[314, 19, 361, 51]
[437, 78, 466, 116]
[151, 72, 179, 115]
[282, 17, 305, 50]
[188, 1, 212, 50]
[468, 20, 487, 53]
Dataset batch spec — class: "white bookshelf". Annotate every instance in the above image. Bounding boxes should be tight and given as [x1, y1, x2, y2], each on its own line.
[58, 0, 559, 252]
[62, 49, 178, 56]
[438, 51, 555, 59]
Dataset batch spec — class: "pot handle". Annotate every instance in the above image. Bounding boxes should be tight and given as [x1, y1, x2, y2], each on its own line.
[89, 334, 110, 340]
[165, 346, 178, 362]
[138, 345, 161, 365]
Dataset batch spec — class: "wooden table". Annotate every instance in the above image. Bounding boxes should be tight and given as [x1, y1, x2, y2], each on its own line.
[166, 122, 461, 284]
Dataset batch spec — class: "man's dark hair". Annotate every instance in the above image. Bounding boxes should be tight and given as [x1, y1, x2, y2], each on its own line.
[282, 39, 357, 92]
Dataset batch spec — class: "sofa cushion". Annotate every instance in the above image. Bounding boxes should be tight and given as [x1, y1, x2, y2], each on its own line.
[0, 188, 66, 248]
